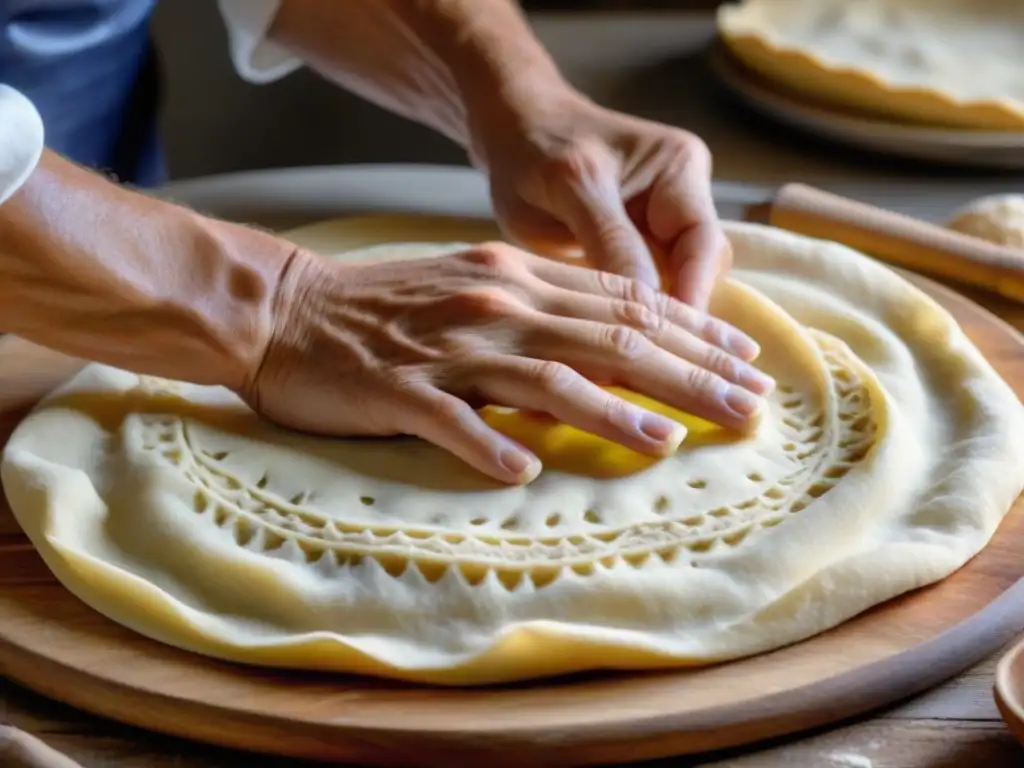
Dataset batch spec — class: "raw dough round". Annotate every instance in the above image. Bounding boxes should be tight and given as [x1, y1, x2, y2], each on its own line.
[717, 0, 1024, 130]
[3, 217, 1023, 685]
[945, 194, 1024, 248]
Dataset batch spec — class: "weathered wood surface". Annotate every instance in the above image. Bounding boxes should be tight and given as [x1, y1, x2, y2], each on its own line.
[2, 651, 1022, 767]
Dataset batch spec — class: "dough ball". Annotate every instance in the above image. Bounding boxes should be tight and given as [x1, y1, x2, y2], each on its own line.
[945, 194, 1024, 249]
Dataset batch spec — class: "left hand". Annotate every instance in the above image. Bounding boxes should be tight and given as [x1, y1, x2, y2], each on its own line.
[469, 88, 729, 313]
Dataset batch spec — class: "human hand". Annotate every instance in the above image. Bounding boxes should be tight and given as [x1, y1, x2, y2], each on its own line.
[469, 88, 728, 312]
[243, 242, 773, 485]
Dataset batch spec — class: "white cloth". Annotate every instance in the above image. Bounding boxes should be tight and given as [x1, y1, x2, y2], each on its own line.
[217, 0, 299, 84]
[0, 84, 45, 207]
[0, 0, 298, 206]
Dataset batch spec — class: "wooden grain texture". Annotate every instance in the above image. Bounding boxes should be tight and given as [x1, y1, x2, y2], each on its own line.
[3, 658, 1024, 768]
[1, 272, 1024, 767]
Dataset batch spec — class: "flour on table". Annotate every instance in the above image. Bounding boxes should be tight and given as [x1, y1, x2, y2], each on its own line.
[3, 215, 1023, 685]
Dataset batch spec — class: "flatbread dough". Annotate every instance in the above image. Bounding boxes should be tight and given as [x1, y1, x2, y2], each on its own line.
[946, 194, 1024, 248]
[3, 217, 1024, 685]
[717, 0, 1024, 130]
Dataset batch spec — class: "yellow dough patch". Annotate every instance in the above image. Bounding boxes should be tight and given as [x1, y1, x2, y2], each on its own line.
[480, 386, 732, 479]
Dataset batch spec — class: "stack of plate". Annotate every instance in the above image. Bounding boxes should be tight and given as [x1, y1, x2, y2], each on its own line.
[709, 0, 1024, 170]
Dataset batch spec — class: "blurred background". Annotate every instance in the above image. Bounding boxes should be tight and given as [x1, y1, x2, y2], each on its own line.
[149, 0, 725, 180]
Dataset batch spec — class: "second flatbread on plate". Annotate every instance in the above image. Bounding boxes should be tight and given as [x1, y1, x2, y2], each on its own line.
[717, 0, 1024, 130]
[3, 218, 1024, 685]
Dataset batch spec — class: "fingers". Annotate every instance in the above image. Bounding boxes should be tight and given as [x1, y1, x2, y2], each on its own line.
[477, 358, 687, 456]
[519, 312, 768, 432]
[526, 256, 761, 362]
[644, 143, 727, 312]
[671, 220, 732, 312]
[397, 383, 542, 485]
[539, 289, 774, 397]
[543, 141, 662, 290]
[390, 357, 691, 487]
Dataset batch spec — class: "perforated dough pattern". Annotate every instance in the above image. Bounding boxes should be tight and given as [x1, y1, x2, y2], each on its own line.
[129, 330, 877, 591]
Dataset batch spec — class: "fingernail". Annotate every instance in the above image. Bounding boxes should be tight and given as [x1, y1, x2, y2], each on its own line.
[725, 386, 765, 419]
[726, 332, 761, 361]
[638, 412, 688, 449]
[501, 448, 541, 482]
[740, 365, 776, 396]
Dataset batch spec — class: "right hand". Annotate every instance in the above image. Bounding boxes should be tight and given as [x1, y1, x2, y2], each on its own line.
[242, 241, 774, 485]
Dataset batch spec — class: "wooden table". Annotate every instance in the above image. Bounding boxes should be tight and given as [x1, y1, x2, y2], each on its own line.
[5, 9, 1024, 768]
[2, 650, 1020, 768]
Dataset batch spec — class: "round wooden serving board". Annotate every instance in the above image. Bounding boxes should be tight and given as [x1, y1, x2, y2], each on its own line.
[2, 259, 1024, 768]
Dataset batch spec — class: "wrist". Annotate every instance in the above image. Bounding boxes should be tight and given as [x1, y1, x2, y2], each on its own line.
[0, 152, 292, 392]
[461, 68, 578, 162]
[169, 213, 295, 393]
[237, 245, 327, 407]
[463, 79, 595, 175]
[386, 0, 576, 160]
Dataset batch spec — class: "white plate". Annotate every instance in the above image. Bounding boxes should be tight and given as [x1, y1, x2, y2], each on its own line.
[708, 42, 1024, 171]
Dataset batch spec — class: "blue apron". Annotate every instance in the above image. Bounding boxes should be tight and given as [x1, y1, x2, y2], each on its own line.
[0, 0, 165, 187]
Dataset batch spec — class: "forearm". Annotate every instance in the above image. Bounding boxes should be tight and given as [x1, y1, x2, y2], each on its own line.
[0, 152, 287, 390]
[267, 0, 570, 154]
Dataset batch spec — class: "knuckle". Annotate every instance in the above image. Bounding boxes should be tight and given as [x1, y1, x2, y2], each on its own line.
[531, 360, 578, 394]
[600, 393, 635, 429]
[425, 393, 471, 425]
[616, 300, 667, 338]
[674, 301, 712, 335]
[606, 324, 648, 360]
[596, 269, 627, 299]
[684, 365, 726, 398]
[460, 242, 518, 274]
[647, 291, 677, 322]
[702, 346, 741, 380]
[700, 314, 729, 344]
[592, 221, 635, 253]
[450, 287, 517, 319]
[381, 366, 423, 395]
[700, 316, 732, 347]
[544, 140, 606, 186]
[624, 277, 659, 308]
[666, 129, 711, 169]
[597, 269, 657, 306]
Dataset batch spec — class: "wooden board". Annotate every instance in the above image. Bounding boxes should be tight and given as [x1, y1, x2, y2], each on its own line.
[1, 274, 1023, 768]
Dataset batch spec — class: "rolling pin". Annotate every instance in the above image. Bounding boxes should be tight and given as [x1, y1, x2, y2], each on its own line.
[742, 183, 1024, 303]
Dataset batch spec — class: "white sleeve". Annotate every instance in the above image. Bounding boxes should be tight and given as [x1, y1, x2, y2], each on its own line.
[217, 0, 303, 84]
[0, 84, 44, 207]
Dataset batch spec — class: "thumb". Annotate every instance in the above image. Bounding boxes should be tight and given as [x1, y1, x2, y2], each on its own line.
[546, 149, 661, 289]
[671, 225, 732, 314]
